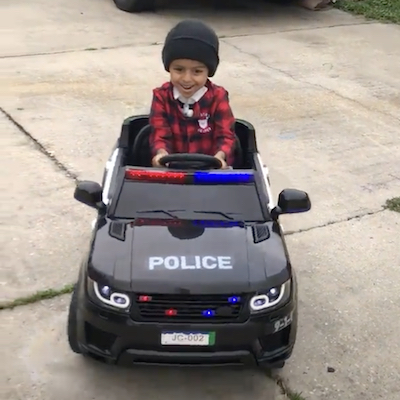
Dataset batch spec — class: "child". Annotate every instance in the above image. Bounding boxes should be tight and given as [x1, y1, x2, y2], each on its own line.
[149, 19, 236, 169]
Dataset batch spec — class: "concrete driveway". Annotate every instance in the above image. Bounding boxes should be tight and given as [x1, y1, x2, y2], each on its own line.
[1, 0, 400, 399]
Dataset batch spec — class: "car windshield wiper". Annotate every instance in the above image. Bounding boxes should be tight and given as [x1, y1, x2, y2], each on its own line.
[136, 210, 242, 221]
[136, 209, 185, 219]
[192, 211, 241, 221]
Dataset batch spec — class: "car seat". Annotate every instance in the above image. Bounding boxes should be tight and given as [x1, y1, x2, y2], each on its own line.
[131, 124, 243, 169]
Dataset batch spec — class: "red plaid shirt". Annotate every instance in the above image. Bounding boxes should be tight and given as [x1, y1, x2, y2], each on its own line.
[149, 79, 236, 165]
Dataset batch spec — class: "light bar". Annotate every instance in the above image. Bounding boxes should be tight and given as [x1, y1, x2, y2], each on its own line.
[125, 169, 186, 183]
[132, 218, 244, 228]
[193, 220, 244, 228]
[193, 171, 254, 184]
[133, 218, 185, 227]
[125, 168, 254, 185]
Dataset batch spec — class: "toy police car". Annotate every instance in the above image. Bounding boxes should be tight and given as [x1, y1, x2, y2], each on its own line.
[112, 0, 155, 13]
[67, 115, 311, 370]
[111, 0, 291, 13]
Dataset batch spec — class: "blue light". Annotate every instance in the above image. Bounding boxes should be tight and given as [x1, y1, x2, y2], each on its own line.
[193, 171, 254, 184]
[228, 296, 241, 304]
[192, 220, 244, 228]
[202, 309, 215, 317]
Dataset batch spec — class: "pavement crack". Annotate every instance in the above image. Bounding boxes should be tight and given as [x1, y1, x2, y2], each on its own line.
[0, 21, 375, 60]
[218, 20, 375, 39]
[275, 375, 306, 400]
[0, 41, 160, 59]
[284, 208, 385, 236]
[222, 40, 400, 124]
[0, 284, 74, 311]
[0, 107, 78, 182]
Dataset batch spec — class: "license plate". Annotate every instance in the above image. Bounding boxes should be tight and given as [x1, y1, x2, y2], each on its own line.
[161, 332, 215, 346]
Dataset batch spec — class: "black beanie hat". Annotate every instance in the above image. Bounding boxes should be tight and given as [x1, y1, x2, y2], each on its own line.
[162, 19, 220, 77]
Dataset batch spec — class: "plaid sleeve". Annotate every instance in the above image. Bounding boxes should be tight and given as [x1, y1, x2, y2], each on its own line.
[213, 89, 236, 165]
[149, 89, 173, 156]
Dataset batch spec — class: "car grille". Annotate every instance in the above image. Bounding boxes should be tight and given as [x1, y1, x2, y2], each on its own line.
[131, 293, 249, 323]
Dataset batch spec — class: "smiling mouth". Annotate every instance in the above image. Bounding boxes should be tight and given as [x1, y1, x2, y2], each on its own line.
[180, 85, 194, 90]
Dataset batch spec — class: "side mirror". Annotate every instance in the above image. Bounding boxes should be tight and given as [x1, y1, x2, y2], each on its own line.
[74, 180, 103, 209]
[272, 188, 311, 218]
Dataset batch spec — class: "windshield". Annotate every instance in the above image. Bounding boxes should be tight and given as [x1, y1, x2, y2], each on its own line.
[111, 181, 268, 222]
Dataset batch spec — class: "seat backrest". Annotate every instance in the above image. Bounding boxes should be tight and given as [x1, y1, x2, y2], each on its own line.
[119, 115, 149, 150]
[234, 119, 258, 162]
[121, 115, 258, 168]
[131, 124, 153, 167]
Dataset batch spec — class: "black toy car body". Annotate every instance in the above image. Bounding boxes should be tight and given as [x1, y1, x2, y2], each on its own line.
[112, 0, 152, 12]
[111, 0, 292, 13]
[67, 115, 311, 370]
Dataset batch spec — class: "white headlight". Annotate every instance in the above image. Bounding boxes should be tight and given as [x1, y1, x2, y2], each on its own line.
[250, 280, 290, 312]
[93, 281, 130, 309]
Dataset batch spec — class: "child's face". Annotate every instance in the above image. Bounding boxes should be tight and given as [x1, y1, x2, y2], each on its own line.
[169, 59, 208, 98]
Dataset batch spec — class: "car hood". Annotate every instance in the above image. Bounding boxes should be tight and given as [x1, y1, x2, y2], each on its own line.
[89, 219, 291, 294]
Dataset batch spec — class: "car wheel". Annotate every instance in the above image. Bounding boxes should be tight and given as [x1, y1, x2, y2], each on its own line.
[67, 284, 82, 354]
[113, 0, 156, 12]
[263, 0, 292, 4]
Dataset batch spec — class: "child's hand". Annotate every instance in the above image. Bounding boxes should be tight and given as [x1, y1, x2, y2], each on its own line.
[152, 149, 168, 167]
[214, 151, 228, 169]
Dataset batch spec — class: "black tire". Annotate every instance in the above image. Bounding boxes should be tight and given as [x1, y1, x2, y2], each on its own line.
[263, 0, 293, 4]
[113, 0, 156, 12]
[67, 285, 82, 354]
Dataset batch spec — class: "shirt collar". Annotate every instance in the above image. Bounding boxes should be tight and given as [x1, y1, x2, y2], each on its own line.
[173, 86, 208, 104]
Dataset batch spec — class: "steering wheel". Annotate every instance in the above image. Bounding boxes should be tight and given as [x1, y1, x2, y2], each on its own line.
[158, 153, 222, 170]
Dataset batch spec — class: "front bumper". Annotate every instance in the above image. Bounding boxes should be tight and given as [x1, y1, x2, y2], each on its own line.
[76, 293, 297, 368]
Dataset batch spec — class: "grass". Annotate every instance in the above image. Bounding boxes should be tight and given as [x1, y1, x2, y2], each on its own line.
[287, 393, 307, 400]
[276, 377, 307, 400]
[335, 0, 400, 24]
[384, 197, 400, 213]
[0, 284, 74, 310]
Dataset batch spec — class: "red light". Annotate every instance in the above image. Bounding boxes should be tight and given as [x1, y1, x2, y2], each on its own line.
[138, 295, 152, 302]
[133, 218, 185, 227]
[165, 308, 177, 316]
[125, 169, 186, 183]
